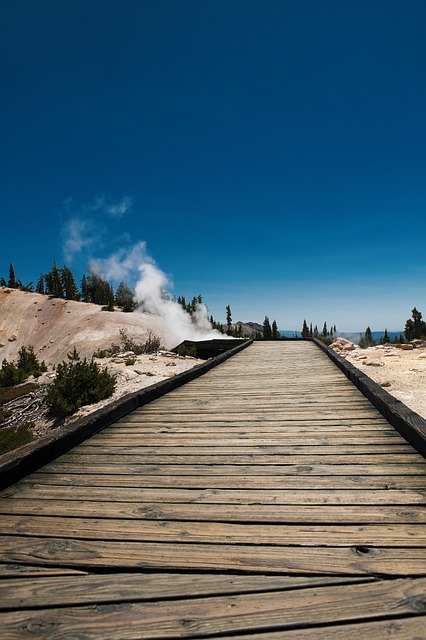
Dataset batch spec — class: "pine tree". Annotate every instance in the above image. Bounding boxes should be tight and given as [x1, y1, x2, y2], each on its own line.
[116, 282, 134, 312]
[263, 316, 272, 340]
[0, 278, 6, 287]
[272, 319, 280, 340]
[8, 263, 17, 288]
[301, 319, 309, 338]
[322, 322, 328, 338]
[45, 261, 64, 298]
[226, 305, 232, 335]
[36, 274, 45, 295]
[380, 328, 391, 344]
[60, 266, 80, 300]
[309, 323, 313, 338]
[313, 325, 319, 338]
[80, 275, 90, 302]
[359, 326, 375, 348]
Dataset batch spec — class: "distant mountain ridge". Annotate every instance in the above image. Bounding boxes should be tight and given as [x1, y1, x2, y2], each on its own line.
[280, 330, 404, 342]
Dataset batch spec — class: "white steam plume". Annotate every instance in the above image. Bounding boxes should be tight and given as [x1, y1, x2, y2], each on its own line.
[94, 243, 230, 348]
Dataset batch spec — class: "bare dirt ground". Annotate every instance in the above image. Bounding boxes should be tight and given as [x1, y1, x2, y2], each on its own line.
[331, 338, 426, 420]
[0, 288, 176, 363]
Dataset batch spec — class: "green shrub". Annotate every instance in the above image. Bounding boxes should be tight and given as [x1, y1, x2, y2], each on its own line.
[0, 360, 24, 387]
[0, 346, 47, 387]
[119, 329, 162, 355]
[17, 346, 47, 378]
[177, 344, 198, 357]
[0, 422, 34, 455]
[46, 349, 116, 418]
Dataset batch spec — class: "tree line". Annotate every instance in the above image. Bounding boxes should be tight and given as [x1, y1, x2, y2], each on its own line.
[2, 262, 136, 312]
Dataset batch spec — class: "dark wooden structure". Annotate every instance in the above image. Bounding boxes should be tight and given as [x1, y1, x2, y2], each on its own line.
[0, 341, 425, 638]
[171, 338, 248, 359]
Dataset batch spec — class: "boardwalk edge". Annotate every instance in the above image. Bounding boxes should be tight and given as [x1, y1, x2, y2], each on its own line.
[313, 338, 426, 458]
[0, 339, 253, 489]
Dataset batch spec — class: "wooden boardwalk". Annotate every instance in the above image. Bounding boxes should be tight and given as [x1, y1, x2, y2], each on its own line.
[0, 341, 426, 638]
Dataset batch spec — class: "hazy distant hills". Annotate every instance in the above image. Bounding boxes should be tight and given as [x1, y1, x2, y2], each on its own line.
[280, 330, 404, 342]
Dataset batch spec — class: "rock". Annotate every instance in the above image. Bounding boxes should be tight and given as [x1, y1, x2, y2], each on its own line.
[329, 338, 355, 351]
[400, 344, 414, 350]
[365, 360, 383, 367]
[165, 371, 177, 377]
[380, 380, 392, 387]
[0, 342, 4, 348]
[8, 335, 17, 342]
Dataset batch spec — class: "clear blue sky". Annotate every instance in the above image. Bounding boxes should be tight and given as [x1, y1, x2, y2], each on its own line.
[1, 0, 425, 331]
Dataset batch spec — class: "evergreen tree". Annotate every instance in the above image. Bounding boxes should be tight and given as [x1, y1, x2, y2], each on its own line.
[263, 316, 272, 340]
[226, 305, 232, 335]
[116, 282, 135, 312]
[313, 325, 319, 338]
[359, 326, 375, 348]
[45, 261, 64, 298]
[85, 270, 112, 306]
[405, 307, 426, 340]
[301, 319, 309, 338]
[8, 263, 17, 288]
[60, 266, 80, 300]
[322, 322, 328, 338]
[0, 278, 6, 287]
[103, 284, 116, 311]
[272, 319, 280, 340]
[380, 328, 391, 344]
[309, 323, 313, 338]
[80, 274, 90, 302]
[36, 274, 45, 295]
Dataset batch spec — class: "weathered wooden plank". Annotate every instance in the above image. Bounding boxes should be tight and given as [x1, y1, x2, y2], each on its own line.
[1, 515, 425, 547]
[4, 485, 425, 506]
[217, 616, 426, 640]
[0, 563, 87, 577]
[76, 444, 415, 455]
[38, 461, 426, 476]
[0, 499, 424, 523]
[1, 578, 426, 639]
[0, 573, 370, 610]
[28, 472, 426, 489]
[88, 435, 407, 445]
[1, 536, 426, 575]
[59, 452, 424, 465]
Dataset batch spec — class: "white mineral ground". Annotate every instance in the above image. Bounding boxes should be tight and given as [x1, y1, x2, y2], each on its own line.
[330, 337, 426, 420]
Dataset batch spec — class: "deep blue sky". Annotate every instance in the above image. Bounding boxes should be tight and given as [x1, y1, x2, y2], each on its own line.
[1, 0, 425, 330]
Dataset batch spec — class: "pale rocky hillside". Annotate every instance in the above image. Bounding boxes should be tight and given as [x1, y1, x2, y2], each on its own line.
[0, 287, 174, 365]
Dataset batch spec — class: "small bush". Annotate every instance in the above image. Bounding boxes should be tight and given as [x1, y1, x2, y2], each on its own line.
[177, 344, 198, 357]
[0, 360, 24, 387]
[92, 344, 120, 359]
[119, 329, 162, 355]
[17, 346, 47, 378]
[125, 358, 136, 366]
[0, 422, 34, 455]
[0, 346, 47, 387]
[46, 349, 116, 418]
